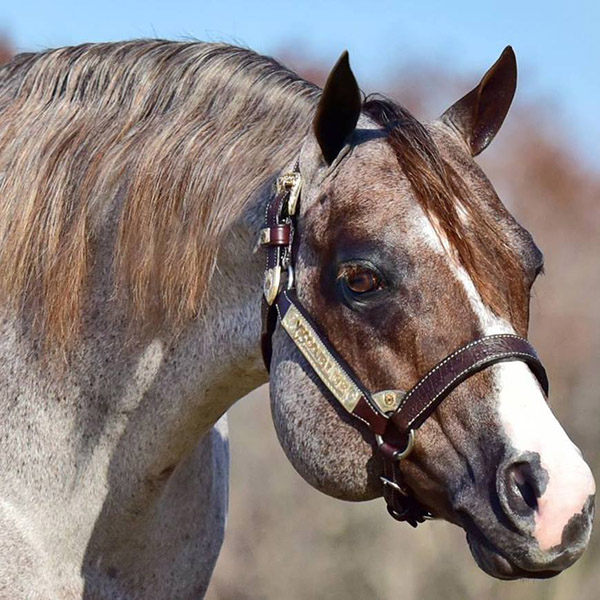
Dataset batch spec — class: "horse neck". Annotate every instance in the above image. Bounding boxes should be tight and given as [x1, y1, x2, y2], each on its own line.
[182, 200, 270, 423]
[2, 182, 271, 493]
[0, 189, 270, 583]
[110, 193, 270, 471]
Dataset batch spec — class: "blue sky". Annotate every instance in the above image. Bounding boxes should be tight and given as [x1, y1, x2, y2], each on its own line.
[1, 0, 598, 169]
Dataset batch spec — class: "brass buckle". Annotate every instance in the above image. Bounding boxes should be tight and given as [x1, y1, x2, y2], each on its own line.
[276, 171, 302, 216]
[264, 266, 281, 306]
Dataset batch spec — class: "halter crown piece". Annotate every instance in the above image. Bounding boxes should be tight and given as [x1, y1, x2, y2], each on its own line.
[260, 164, 549, 527]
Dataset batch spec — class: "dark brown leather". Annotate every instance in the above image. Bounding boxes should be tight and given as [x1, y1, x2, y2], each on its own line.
[389, 335, 548, 436]
[380, 334, 547, 527]
[353, 396, 389, 436]
[261, 170, 298, 372]
[276, 289, 390, 436]
[261, 224, 291, 247]
[382, 458, 429, 526]
[261, 298, 278, 372]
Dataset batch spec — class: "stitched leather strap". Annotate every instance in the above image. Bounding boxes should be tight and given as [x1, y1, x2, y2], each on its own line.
[261, 169, 297, 369]
[276, 289, 389, 436]
[389, 334, 548, 436]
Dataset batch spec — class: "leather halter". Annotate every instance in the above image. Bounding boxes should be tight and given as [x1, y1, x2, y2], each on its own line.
[260, 164, 549, 527]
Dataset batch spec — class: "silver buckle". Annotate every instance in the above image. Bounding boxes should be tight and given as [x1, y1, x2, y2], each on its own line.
[375, 429, 415, 461]
[286, 264, 294, 290]
[379, 476, 407, 494]
[264, 266, 281, 306]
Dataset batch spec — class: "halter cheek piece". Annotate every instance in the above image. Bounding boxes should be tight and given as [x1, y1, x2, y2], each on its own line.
[261, 165, 549, 527]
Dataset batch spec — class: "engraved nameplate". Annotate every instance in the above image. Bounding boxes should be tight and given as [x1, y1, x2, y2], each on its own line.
[281, 304, 362, 412]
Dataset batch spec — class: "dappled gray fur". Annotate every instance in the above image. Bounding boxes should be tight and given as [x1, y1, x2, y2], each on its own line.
[0, 40, 310, 598]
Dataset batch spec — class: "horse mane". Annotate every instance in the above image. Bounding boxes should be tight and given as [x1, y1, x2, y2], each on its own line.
[0, 41, 319, 348]
[363, 96, 526, 323]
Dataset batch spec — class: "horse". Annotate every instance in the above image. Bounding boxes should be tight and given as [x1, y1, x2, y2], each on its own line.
[0, 40, 594, 599]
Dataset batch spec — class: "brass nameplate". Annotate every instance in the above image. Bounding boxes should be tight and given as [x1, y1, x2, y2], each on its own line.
[281, 304, 362, 412]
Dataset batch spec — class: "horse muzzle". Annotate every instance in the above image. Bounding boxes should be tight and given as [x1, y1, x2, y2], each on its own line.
[466, 501, 594, 580]
[459, 450, 595, 580]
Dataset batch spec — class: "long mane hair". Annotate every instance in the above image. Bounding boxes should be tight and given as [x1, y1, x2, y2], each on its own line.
[0, 41, 319, 347]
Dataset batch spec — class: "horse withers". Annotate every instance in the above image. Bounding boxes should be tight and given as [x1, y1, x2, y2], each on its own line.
[0, 41, 594, 598]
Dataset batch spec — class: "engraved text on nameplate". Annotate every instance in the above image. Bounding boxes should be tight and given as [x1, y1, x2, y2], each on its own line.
[281, 305, 362, 412]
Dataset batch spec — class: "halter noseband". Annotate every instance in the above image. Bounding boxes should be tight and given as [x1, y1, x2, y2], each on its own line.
[260, 164, 549, 527]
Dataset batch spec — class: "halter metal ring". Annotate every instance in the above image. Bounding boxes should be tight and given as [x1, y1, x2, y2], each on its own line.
[286, 264, 294, 290]
[375, 429, 415, 461]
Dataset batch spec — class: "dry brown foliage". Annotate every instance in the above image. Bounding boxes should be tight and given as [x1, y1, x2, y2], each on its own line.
[0, 37, 12, 65]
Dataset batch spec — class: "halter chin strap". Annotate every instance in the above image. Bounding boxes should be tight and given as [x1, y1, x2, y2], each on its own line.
[261, 165, 549, 527]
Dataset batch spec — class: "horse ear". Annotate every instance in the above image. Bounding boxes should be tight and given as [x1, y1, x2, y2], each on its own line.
[313, 51, 361, 165]
[441, 46, 517, 156]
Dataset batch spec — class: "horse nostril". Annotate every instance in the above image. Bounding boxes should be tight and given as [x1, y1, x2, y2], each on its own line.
[508, 463, 538, 512]
[497, 456, 545, 524]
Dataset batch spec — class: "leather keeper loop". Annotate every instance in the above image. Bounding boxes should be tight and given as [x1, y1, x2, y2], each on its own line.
[260, 224, 291, 247]
[379, 440, 407, 462]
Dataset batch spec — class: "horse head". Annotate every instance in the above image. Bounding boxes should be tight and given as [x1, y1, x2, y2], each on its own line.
[268, 48, 595, 580]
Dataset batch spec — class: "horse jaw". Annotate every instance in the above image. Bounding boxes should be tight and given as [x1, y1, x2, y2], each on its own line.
[269, 327, 381, 502]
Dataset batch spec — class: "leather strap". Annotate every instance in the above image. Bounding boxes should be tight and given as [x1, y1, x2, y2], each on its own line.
[261, 169, 297, 369]
[381, 458, 428, 526]
[379, 334, 547, 525]
[389, 334, 548, 436]
[276, 289, 389, 436]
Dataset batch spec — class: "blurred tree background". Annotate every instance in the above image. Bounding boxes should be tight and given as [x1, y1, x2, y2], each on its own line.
[1, 39, 598, 600]
[0, 36, 12, 63]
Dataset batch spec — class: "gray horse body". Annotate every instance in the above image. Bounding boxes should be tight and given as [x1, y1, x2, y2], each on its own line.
[0, 41, 303, 598]
[0, 195, 267, 597]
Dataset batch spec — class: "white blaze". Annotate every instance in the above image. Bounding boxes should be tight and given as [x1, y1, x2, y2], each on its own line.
[419, 214, 595, 550]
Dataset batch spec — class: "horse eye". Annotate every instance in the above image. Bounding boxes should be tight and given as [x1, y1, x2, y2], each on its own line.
[339, 265, 383, 294]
